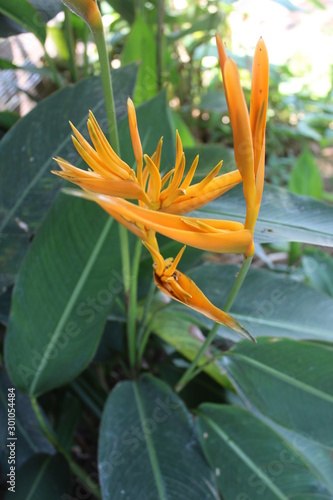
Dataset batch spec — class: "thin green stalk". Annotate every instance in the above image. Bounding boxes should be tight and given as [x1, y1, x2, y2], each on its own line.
[31, 398, 101, 499]
[137, 324, 153, 363]
[92, 20, 134, 367]
[223, 256, 253, 313]
[83, 24, 89, 78]
[118, 225, 131, 296]
[175, 255, 253, 392]
[127, 239, 142, 369]
[156, 0, 164, 91]
[137, 278, 155, 343]
[93, 27, 120, 154]
[175, 325, 217, 393]
[64, 6, 78, 82]
[43, 46, 63, 87]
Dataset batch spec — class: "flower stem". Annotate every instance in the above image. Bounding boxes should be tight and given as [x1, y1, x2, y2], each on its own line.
[31, 397, 101, 499]
[175, 255, 253, 392]
[43, 46, 63, 87]
[127, 239, 142, 370]
[136, 278, 155, 357]
[64, 6, 78, 82]
[223, 256, 253, 313]
[93, 27, 120, 154]
[92, 19, 135, 369]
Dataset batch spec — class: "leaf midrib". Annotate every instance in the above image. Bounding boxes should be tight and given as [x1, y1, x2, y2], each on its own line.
[199, 414, 289, 500]
[29, 217, 113, 396]
[226, 353, 333, 403]
[133, 383, 167, 500]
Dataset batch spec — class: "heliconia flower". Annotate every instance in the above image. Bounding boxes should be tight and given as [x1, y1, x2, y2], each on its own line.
[61, 0, 102, 32]
[63, 188, 254, 255]
[52, 99, 242, 216]
[216, 34, 269, 254]
[143, 243, 253, 340]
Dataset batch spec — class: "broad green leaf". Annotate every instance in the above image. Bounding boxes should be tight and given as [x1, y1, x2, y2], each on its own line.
[122, 14, 158, 104]
[197, 405, 331, 499]
[196, 184, 333, 247]
[0, 370, 54, 474]
[289, 149, 323, 199]
[98, 374, 218, 499]
[5, 453, 71, 499]
[153, 264, 333, 343]
[4, 90, 175, 397]
[27, 0, 62, 22]
[301, 249, 333, 297]
[184, 144, 236, 173]
[221, 338, 333, 448]
[0, 0, 46, 43]
[0, 65, 137, 290]
[104, 0, 135, 24]
[170, 109, 196, 147]
[4, 195, 123, 397]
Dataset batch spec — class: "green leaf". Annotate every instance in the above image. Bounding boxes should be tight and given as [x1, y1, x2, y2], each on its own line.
[5, 453, 71, 499]
[154, 264, 333, 343]
[221, 338, 333, 448]
[301, 249, 333, 297]
[4, 90, 175, 397]
[0, 370, 54, 474]
[104, 0, 135, 24]
[98, 374, 218, 499]
[196, 184, 333, 247]
[197, 404, 331, 499]
[4, 196, 123, 397]
[289, 150, 323, 199]
[122, 14, 158, 105]
[0, 65, 137, 290]
[170, 109, 196, 147]
[0, 0, 47, 43]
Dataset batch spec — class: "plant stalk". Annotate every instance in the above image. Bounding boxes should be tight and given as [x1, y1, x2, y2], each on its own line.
[64, 6, 78, 82]
[127, 239, 142, 369]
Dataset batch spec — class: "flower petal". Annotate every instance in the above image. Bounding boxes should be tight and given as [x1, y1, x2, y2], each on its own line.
[223, 58, 255, 207]
[154, 269, 253, 339]
[250, 37, 269, 176]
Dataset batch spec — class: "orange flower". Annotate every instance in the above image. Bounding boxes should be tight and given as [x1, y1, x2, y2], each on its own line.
[53, 99, 242, 215]
[64, 188, 254, 255]
[216, 34, 269, 254]
[144, 243, 252, 340]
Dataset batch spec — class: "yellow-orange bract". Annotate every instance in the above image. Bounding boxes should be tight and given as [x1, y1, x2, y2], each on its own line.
[144, 243, 253, 340]
[53, 99, 242, 215]
[216, 34, 269, 255]
[61, 0, 102, 31]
